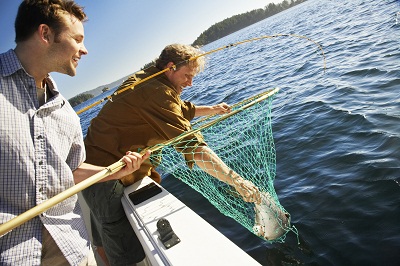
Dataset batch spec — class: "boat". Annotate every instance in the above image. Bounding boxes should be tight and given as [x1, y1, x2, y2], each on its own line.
[121, 176, 261, 266]
[79, 176, 261, 266]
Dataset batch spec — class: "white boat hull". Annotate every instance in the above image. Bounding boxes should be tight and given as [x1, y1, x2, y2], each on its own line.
[121, 177, 261, 266]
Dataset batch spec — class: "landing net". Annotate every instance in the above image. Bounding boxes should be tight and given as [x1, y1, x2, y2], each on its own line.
[147, 88, 295, 242]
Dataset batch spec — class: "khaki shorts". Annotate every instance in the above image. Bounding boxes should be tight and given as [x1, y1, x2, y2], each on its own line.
[41, 226, 97, 266]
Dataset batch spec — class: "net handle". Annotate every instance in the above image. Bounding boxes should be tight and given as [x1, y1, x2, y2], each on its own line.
[141, 88, 280, 153]
[191, 88, 278, 127]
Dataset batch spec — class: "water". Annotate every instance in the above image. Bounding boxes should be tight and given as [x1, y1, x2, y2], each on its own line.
[77, 0, 400, 265]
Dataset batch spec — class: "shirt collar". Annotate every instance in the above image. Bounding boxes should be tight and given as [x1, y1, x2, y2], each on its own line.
[147, 66, 178, 94]
[0, 49, 23, 77]
[1, 49, 60, 95]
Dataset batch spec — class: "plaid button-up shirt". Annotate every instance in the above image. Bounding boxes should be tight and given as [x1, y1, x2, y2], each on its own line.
[0, 49, 89, 265]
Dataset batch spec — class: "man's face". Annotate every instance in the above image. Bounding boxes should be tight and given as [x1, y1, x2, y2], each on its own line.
[47, 13, 88, 76]
[167, 65, 196, 95]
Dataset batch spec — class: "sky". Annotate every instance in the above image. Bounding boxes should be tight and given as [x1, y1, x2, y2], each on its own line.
[0, 0, 282, 99]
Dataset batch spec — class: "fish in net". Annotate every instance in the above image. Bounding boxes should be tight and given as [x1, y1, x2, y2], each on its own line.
[146, 88, 296, 242]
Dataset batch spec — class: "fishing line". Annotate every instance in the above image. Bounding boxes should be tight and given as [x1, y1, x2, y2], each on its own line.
[76, 34, 326, 115]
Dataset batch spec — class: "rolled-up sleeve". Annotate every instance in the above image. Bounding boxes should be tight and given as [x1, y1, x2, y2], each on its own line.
[137, 85, 205, 166]
[181, 100, 196, 121]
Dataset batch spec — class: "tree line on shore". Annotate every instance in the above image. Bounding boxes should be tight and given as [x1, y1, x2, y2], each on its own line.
[69, 93, 94, 107]
[69, 87, 109, 107]
[192, 0, 307, 46]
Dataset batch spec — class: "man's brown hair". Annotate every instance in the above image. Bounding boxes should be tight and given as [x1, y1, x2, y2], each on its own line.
[15, 0, 87, 43]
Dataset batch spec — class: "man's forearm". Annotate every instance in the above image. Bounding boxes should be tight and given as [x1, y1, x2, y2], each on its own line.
[194, 105, 217, 117]
[192, 145, 261, 203]
[72, 162, 120, 184]
[193, 146, 238, 185]
[194, 103, 231, 117]
[72, 150, 151, 184]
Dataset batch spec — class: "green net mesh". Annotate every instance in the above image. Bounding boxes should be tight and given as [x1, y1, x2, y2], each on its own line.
[146, 88, 296, 242]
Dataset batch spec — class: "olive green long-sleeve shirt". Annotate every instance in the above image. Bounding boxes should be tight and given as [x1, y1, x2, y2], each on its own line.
[84, 66, 205, 185]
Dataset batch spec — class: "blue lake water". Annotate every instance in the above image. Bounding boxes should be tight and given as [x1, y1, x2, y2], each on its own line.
[76, 0, 400, 265]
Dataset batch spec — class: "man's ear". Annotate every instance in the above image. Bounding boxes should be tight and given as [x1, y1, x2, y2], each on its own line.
[38, 24, 51, 43]
[166, 62, 176, 71]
